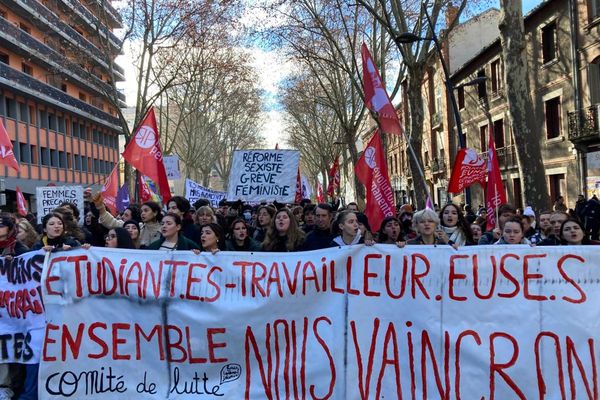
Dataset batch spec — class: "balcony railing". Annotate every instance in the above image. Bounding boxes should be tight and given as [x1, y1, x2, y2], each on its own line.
[0, 0, 125, 79]
[0, 63, 121, 131]
[568, 105, 600, 142]
[478, 144, 518, 169]
[59, 0, 122, 49]
[0, 17, 125, 103]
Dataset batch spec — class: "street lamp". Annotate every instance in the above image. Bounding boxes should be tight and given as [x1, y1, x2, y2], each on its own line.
[395, 7, 478, 206]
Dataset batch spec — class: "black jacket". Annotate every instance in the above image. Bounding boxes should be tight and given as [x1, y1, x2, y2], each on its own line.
[304, 228, 335, 251]
[146, 234, 200, 250]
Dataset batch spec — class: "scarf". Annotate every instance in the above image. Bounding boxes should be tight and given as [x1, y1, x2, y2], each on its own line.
[442, 225, 466, 246]
[0, 230, 17, 256]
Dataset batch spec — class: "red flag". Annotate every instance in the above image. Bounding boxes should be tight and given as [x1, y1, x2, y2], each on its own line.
[16, 186, 28, 216]
[102, 164, 120, 214]
[485, 128, 507, 231]
[138, 174, 153, 203]
[361, 43, 402, 136]
[355, 130, 396, 231]
[122, 108, 171, 204]
[448, 148, 487, 193]
[295, 167, 302, 203]
[316, 180, 324, 203]
[327, 157, 340, 198]
[0, 120, 19, 172]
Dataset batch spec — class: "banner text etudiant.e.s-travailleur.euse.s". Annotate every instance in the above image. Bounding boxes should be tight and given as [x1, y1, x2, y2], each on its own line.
[39, 246, 600, 399]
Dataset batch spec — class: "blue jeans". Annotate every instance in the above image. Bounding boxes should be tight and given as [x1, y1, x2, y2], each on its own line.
[18, 364, 38, 400]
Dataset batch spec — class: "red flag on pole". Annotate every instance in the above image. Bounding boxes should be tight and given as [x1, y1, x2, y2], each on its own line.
[448, 148, 487, 193]
[327, 157, 340, 198]
[102, 164, 120, 214]
[485, 129, 507, 231]
[355, 130, 396, 232]
[122, 108, 171, 204]
[295, 167, 302, 203]
[361, 43, 402, 136]
[16, 186, 28, 216]
[0, 120, 19, 172]
[138, 174, 153, 203]
[316, 180, 324, 203]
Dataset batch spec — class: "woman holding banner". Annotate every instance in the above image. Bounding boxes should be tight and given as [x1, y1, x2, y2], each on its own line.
[198, 223, 226, 254]
[262, 208, 305, 252]
[437, 203, 474, 247]
[147, 213, 200, 251]
[0, 213, 30, 257]
[104, 227, 136, 249]
[32, 212, 80, 251]
[226, 219, 262, 251]
[377, 216, 403, 244]
[559, 219, 597, 245]
[253, 205, 276, 243]
[405, 209, 447, 245]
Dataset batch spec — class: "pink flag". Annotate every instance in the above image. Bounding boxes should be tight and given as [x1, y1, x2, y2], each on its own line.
[122, 108, 171, 204]
[361, 43, 402, 136]
[0, 119, 19, 172]
[102, 164, 119, 214]
[425, 197, 434, 210]
[355, 130, 395, 231]
[448, 148, 487, 193]
[16, 186, 28, 216]
[485, 128, 507, 230]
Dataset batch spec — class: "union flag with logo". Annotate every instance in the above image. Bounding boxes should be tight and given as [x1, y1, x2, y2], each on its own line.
[447, 148, 487, 193]
[122, 107, 171, 204]
[355, 130, 395, 232]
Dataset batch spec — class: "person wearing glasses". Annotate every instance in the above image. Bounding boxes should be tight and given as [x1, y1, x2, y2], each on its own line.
[104, 227, 136, 249]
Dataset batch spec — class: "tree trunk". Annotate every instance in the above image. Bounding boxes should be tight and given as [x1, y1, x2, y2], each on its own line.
[498, 0, 549, 210]
[344, 129, 365, 205]
[406, 72, 428, 208]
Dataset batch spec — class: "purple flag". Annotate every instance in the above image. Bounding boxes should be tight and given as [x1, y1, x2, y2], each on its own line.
[116, 184, 130, 213]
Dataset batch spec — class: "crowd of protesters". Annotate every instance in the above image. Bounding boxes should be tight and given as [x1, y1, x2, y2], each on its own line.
[1, 190, 600, 398]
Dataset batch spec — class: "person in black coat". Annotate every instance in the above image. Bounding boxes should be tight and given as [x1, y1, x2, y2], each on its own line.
[304, 203, 335, 250]
[146, 213, 200, 251]
[32, 212, 80, 251]
[0, 213, 30, 257]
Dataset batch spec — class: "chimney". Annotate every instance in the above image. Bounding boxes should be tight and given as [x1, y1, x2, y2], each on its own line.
[445, 2, 459, 28]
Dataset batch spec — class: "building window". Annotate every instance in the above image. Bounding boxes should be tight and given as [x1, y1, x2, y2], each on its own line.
[591, 0, 600, 20]
[19, 143, 30, 163]
[11, 141, 19, 162]
[545, 96, 561, 139]
[0, 52, 8, 65]
[4, 97, 16, 119]
[491, 59, 502, 94]
[41, 147, 50, 166]
[18, 102, 28, 123]
[493, 119, 505, 148]
[48, 113, 56, 131]
[59, 151, 66, 168]
[542, 21, 557, 64]
[477, 69, 487, 99]
[30, 145, 38, 164]
[61, 83, 67, 92]
[548, 173, 565, 203]
[589, 57, 600, 105]
[21, 63, 33, 76]
[79, 92, 86, 102]
[479, 125, 488, 152]
[457, 86, 465, 110]
[19, 23, 30, 34]
[51, 149, 59, 167]
[58, 116, 65, 134]
[67, 153, 72, 169]
[0, 9, 6, 18]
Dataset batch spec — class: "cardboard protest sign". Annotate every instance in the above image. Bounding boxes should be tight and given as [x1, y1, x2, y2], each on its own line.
[227, 150, 300, 203]
[40, 246, 600, 399]
[163, 155, 181, 180]
[185, 179, 226, 207]
[0, 251, 47, 364]
[36, 186, 84, 223]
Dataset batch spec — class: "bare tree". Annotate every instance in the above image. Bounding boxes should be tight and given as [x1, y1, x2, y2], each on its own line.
[498, 0, 548, 210]
[260, 0, 402, 204]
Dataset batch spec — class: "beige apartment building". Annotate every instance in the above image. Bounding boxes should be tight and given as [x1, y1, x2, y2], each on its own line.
[386, 0, 600, 210]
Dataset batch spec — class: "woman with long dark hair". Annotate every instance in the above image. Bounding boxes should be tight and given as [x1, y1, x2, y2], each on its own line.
[32, 212, 80, 251]
[199, 223, 227, 254]
[146, 213, 200, 251]
[139, 201, 163, 248]
[104, 227, 136, 249]
[438, 203, 474, 247]
[262, 208, 305, 252]
[226, 219, 261, 251]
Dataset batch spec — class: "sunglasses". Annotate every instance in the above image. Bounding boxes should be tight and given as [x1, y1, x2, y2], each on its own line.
[104, 234, 117, 240]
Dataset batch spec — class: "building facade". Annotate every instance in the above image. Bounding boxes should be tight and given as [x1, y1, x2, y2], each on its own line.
[386, 0, 599, 210]
[0, 0, 125, 212]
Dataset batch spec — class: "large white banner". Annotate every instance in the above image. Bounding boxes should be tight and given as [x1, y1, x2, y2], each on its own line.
[40, 246, 600, 399]
[0, 251, 47, 364]
[227, 150, 300, 203]
[184, 178, 226, 208]
[36, 186, 84, 223]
